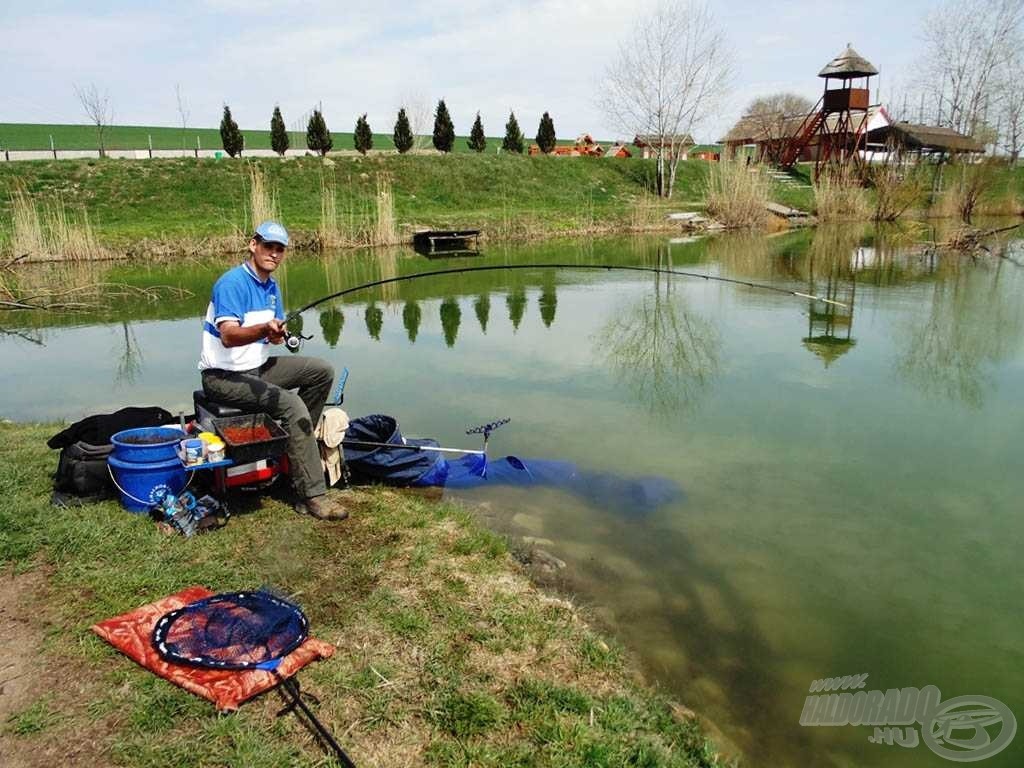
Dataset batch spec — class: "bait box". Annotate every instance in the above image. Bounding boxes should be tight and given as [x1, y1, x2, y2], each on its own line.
[212, 414, 289, 464]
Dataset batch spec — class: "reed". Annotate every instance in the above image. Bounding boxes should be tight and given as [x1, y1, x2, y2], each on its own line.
[9, 183, 47, 259]
[47, 198, 103, 261]
[629, 190, 662, 230]
[705, 160, 770, 228]
[247, 163, 278, 229]
[373, 173, 397, 246]
[317, 174, 346, 249]
[813, 169, 870, 222]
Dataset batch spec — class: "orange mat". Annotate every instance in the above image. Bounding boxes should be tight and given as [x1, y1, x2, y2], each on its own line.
[92, 585, 335, 712]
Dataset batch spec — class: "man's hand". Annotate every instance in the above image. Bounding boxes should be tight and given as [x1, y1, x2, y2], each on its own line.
[265, 319, 286, 345]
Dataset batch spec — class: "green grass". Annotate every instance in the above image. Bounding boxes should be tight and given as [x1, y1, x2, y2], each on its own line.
[0, 421, 722, 767]
[0, 153, 692, 250]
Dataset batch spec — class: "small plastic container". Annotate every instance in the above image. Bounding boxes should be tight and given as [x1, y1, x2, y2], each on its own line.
[183, 439, 205, 466]
[206, 439, 226, 463]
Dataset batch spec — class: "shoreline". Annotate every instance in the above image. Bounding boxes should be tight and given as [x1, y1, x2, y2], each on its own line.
[0, 420, 725, 767]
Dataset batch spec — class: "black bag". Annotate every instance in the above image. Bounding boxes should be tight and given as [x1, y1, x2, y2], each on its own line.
[53, 440, 115, 501]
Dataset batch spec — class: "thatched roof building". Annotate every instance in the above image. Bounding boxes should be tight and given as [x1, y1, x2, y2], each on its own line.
[818, 45, 878, 79]
[865, 122, 984, 155]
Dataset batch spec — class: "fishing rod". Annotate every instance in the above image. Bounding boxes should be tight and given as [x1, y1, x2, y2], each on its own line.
[341, 418, 511, 457]
[281, 262, 847, 336]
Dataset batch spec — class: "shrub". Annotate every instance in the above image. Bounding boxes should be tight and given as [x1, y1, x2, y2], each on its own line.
[393, 108, 413, 154]
[306, 109, 333, 157]
[468, 112, 486, 153]
[270, 106, 289, 157]
[433, 99, 454, 153]
[502, 111, 524, 154]
[354, 113, 373, 155]
[536, 111, 556, 154]
[219, 105, 243, 157]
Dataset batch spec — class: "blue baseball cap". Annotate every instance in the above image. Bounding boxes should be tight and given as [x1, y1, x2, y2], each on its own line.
[254, 220, 289, 247]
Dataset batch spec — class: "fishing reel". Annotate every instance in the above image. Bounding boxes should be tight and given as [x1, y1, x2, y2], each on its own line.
[284, 330, 313, 352]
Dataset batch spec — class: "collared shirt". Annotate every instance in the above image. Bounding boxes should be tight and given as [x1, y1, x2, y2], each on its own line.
[198, 262, 284, 371]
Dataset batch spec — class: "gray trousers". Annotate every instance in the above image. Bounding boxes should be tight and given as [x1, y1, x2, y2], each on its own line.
[201, 355, 334, 499]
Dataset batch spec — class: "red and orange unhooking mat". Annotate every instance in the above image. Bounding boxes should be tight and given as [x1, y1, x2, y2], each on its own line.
[91, 586, 335, 712]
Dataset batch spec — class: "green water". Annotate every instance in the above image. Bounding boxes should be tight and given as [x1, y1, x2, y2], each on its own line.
[2, 227, 1022, 766]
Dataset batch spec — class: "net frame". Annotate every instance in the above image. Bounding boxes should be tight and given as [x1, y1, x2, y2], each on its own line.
[151, 591, 309, 671]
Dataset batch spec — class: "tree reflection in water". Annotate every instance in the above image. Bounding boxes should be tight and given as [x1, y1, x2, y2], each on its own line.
[364, 303, 383, 341]
[402, 300, 421, 343]
[595, 252, 720, 415]
[474, 294, 490, 334]
[897, 258, 1024, 408]
[507, 287, 527, 332]
[319, 307, 344, 348]
[115, 321, 143, 384]
[440, 297, 461, 347]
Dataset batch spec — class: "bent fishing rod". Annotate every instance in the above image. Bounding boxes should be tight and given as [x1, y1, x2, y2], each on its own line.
[281, 262, 846, 348]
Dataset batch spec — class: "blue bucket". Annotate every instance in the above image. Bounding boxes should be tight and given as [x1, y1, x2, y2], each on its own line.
[108, 455, 187, 513]
[111, 427, 186, 464]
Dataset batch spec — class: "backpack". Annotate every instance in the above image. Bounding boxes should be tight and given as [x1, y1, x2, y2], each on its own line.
[53, 440, 115, 502]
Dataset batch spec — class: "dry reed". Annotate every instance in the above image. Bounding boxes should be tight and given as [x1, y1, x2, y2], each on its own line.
[47, 199, 103, 260]
[317, 174, 347, 249]
[247, 163, 278, 228]
[813, 169, 870, 222]
[9, 183, 47, 258]
[373, 173, 397, 246]
[705, 160, 770, 228]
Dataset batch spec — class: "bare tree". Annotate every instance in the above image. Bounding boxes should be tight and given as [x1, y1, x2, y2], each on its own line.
[917, 0, 1024, 137]
[997, 52, 1024, 162]
[743, 92, 814, 164]
[397, 89, 433, 151]
[175, 83, 191, 155]
[601, 0, 732, 197]
[74, 83, 114, 158]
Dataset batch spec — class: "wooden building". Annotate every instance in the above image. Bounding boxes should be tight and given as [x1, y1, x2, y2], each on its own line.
[632, 134, 695, 160]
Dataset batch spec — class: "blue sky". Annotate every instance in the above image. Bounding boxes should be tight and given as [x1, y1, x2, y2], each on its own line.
[2, 0, 940, 142]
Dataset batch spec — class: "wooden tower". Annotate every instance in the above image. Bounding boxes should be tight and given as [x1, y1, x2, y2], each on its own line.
[780, 44, 878, 178]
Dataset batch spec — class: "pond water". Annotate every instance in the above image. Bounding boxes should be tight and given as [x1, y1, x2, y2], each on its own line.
[2, 226, 1023, 767]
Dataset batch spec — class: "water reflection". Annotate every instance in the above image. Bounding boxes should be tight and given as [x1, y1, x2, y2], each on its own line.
[595, 249, 720, 415]
[319, 308, 344, 348]
[114, 321, 144, 384]
[364, 303, 383, 341]
[474, 294, 490, 334]
[440, 297, 461, 347]
[803, 227, 860, 368]
[402, 300, 421, 343]
[507, 286, 527, 332]
[897, 259, 1024, 408]
[539, 271, 557, 328]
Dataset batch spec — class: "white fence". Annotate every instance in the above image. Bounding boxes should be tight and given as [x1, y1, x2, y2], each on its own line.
[0, 148, 319, 162]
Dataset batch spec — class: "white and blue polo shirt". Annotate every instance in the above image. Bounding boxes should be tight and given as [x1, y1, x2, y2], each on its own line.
[198, 262, 285, 372]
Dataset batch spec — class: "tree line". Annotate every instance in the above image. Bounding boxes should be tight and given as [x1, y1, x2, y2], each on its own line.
[217, 100, 561, 158]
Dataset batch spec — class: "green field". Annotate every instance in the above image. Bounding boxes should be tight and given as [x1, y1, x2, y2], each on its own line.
[0, 122, 588, 154]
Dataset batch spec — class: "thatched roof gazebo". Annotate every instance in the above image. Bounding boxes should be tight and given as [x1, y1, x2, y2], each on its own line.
[818, 45, 878, 79]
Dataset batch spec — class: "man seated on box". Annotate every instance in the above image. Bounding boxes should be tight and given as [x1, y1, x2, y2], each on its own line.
[198, 220, 348, 521]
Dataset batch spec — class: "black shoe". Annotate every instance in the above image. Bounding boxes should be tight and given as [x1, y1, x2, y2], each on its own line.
[294, 495, 349, 521]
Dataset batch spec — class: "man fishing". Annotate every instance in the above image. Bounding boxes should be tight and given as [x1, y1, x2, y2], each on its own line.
[198, 220, 348, 521]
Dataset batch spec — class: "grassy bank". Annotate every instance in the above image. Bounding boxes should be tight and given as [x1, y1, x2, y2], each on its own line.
[0, 422, 721, 768]
[0, 154, 817, 258]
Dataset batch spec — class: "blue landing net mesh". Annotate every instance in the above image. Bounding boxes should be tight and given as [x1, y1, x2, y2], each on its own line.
[151, 590, 308, 671]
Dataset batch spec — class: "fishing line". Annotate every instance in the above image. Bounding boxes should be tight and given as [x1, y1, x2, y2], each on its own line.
[282, 262, 847, 327]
